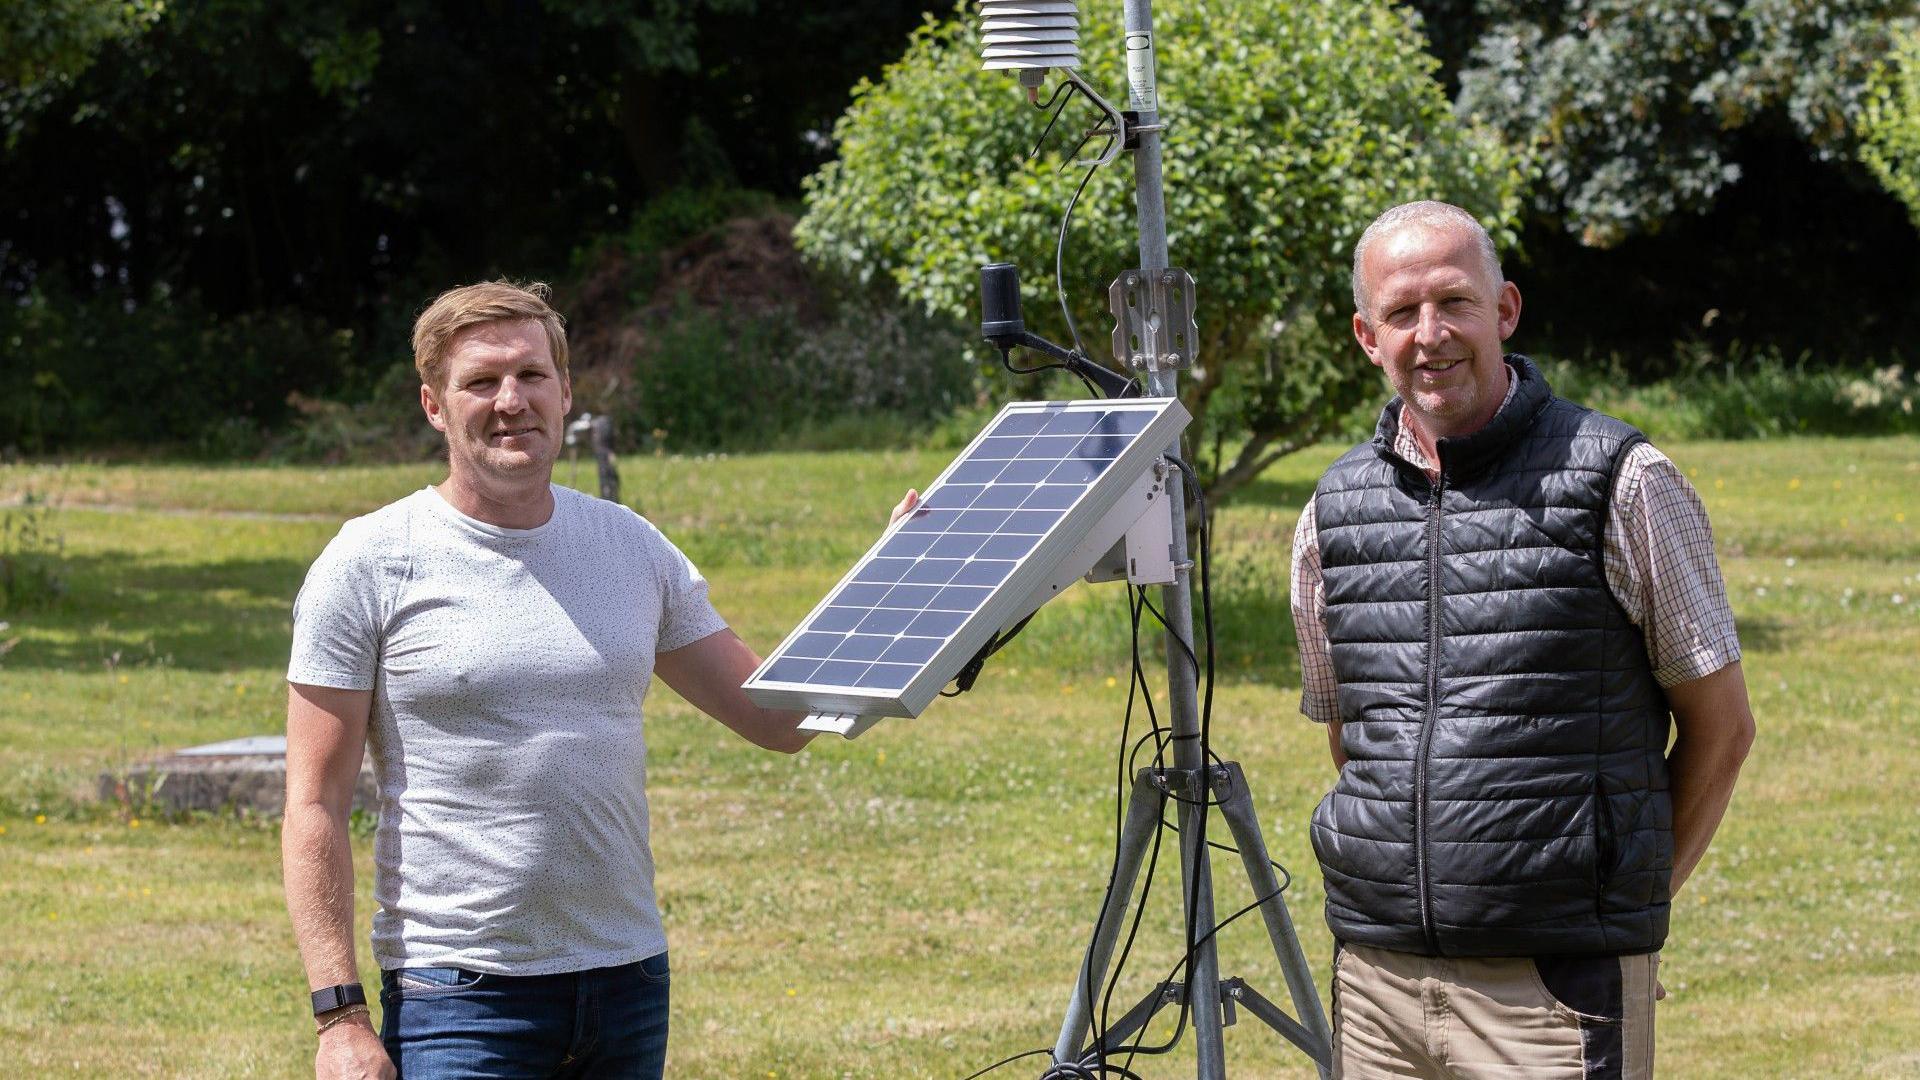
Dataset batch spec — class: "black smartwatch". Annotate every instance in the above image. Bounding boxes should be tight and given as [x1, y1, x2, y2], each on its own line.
[310, 983, 367, 1016]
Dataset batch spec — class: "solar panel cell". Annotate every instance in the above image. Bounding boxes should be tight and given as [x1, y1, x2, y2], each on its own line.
[855, 557, 915, 582]
[790, 632, 845, 658]
[834, 583, 892, 606]
[831, 634, 892, 661]
[856, 664, 918, 689]
[927, 534, 989, 559]
[949, 460, 1006, 484]
[973, 437, 1030, 459]
[902, 558, 966, 584]
[932, 585, 992, 611]
[813, 607, 866, 632]
[1040, 410, 1102, 434]
[972, 484, 1034, 509]
[926, 484, 984, 509]
[1002, 510, 1063, 533]
[976, 534, 1039, 559]
[812, 660, 870, 685]
[1047, 459, 1108, 484]
[879, 584, 942, 608]
[906, 610, 968, 637]
[879, 637, 942, 664]
[763, 657, 820, 682]
[900, 509, 964, 533]
[1021, 484, 1082, 510]
[1078, 435, 1131, 459]
[1022, 435, 1083, 458]
[951, 560, 1017, 586]
[954, 509, 1014, 532]
[854, 608, 916, 635]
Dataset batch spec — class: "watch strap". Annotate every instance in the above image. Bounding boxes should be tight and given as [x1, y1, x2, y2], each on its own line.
[310, 983, 367, 1015]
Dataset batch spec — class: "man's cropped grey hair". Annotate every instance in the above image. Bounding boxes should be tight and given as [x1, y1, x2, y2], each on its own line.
[1351, 201, 1503, 316]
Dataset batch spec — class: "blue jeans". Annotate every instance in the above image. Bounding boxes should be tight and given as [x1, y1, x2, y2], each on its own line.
[379, 952, 670, 1079]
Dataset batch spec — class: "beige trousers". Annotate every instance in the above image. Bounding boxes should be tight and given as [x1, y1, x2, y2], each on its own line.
[1331, 943, 1659, 1080]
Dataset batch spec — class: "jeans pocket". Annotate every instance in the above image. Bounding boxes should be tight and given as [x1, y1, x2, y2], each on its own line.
[385, 966, 488, 998]
[636, 951, 671, 985]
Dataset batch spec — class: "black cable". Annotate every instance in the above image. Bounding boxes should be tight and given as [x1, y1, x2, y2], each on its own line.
[1157, 817, 1297, 894]
[959, 1046, 1056, 1080]
[1091, 586, 1164, 1070]
[1027, 79, 1080, 159]
[999, 348, 1104, 400]
[1080, 587, 1149, 1068]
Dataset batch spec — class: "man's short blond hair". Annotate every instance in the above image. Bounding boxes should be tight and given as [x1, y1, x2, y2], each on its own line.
[411, 280, 569, 392]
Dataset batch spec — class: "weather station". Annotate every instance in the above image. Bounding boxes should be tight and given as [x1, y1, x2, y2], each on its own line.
[742, 2, 1332, 1076]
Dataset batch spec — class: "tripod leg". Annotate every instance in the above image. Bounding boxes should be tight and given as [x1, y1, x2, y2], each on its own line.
[1213, 762, 1333, 1076]
[1053, 768, 1166, 1064]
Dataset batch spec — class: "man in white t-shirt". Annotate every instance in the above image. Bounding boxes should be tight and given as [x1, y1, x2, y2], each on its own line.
[282, 281, 827, 1079]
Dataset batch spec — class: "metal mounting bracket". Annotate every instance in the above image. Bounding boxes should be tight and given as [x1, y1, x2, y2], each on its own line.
[1109, 267, 1198, 374]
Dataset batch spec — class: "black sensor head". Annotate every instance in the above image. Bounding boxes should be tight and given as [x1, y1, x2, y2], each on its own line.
[979, 262, 1025, 350]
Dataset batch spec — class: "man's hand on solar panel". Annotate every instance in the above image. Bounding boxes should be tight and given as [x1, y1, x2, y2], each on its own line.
[889, 488, 920, 526]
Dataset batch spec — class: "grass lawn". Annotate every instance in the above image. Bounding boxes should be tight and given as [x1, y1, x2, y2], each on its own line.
[1, 435, 1916, 1077]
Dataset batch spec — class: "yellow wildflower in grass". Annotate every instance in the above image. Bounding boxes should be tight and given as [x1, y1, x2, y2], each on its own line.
[1899, 512, 1909, 524]
[129, 818, 141, 829]
[875, 751, 886, 765]
[1714, 478, 1726, 490]
[34, 814, 46, 825]
[0, 825, 8, 835]
[117, 674, 129, 685]
[1105, 676, 1118, 688]
[1788, 477, 1802, 491]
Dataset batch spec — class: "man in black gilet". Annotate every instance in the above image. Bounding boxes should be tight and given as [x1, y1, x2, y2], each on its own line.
[1290, 201, 1755, 1078]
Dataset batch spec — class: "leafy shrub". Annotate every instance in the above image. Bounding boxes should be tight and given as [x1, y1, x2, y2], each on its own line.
[1861, 23, 1920, 229]
[0, 286, 354, 454]
[626, 298, 977, 452]
[270, 360, 445, 464]
[1539, 345, 1920, 441]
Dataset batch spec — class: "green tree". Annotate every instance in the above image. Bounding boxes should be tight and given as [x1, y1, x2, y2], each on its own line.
[1861, 24, 1920, 227]
[798, 0, 1522, 505]
[1441, 0, 1917, 247]
[0, 0, 161, 93]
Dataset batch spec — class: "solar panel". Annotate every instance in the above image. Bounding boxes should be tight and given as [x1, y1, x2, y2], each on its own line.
[742, 398, 1190, 728]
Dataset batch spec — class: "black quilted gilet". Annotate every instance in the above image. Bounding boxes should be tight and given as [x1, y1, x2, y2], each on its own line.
[1308, 355, 1673, 958]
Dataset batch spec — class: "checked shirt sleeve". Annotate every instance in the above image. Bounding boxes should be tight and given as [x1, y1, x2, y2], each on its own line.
[1291, 496, 1340, 723]
[1604, 443, 1743, 687]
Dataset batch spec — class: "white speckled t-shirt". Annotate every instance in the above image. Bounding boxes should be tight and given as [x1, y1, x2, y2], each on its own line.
[288, 484, 727, 975]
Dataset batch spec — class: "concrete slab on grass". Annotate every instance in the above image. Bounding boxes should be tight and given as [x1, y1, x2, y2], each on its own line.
[98, 735, 377, 816]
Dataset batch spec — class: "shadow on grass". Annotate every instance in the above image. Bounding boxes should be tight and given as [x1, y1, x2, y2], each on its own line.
[1220, 473, 1318, 512]
[2, 551, 307, 672]
[1731, 615, 1792, 654]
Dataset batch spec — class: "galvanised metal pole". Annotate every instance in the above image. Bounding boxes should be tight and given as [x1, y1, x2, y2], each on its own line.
[1121, 1, 1227, 1076]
